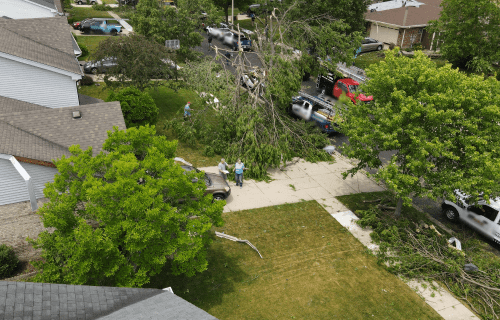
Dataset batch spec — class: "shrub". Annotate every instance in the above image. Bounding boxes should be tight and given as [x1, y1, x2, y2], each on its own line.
[92, 4, 112, 10]
[80, 75, 94, 86]
[496, 72, 500, 82]
[412, 42, 423, 51]
[0, 244, 19, 279]
[106, 86, 159, 127]
[203, 145, 215, 157]
[78, 43, 89, 58]
[405, 47, 413, 52]
[388, 42, 396, 50]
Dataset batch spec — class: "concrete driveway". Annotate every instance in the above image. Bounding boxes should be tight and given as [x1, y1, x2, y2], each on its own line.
[200, 155, 385, 214]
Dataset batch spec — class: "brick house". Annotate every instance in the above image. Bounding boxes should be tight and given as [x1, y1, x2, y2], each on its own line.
[365, 0, 443, 49]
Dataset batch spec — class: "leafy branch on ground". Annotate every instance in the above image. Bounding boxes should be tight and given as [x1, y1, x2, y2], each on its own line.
[354, 200, 500, 319]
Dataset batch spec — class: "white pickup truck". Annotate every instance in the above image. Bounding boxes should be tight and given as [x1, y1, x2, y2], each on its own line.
[442, 190, 500, 244]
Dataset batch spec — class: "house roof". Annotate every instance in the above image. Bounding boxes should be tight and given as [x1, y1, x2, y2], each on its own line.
[26, 0, 57, 11]
[0, 281, 218, 320]
[365, 0, 442, 27]
[0, 16, 82, 75]
[0, 95, 47, 114]
[0, 101, 127, 163]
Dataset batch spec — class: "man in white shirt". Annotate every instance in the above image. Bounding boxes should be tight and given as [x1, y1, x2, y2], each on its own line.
[218, 158, 229, 180]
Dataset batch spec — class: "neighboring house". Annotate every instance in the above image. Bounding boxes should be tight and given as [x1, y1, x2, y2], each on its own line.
[0, 95, 126, 210]
[0, 0, 63, 19]
[365, 0, 442, 49]
[0, 281, 218, 320]
[0, 17, 83, 108]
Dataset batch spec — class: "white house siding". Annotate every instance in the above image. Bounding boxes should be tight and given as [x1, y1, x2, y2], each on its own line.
[370, 24, 399, 45]
[0, 0, 56, 19]
[19, 162, 58, 199]
[0, 56, 79, 108]
[0, 158, 30, 205]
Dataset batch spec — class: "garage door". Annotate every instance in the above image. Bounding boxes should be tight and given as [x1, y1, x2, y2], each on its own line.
[370, 24, 399, 44]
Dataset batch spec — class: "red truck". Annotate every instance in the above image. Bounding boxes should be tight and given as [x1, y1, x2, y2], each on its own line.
[332, 78, 373, 104]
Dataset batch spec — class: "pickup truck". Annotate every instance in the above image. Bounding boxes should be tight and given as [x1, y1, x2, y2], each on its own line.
[223, 31, 252, 51]
[288, 92, 342, 134]
[81, 19, 122, 36]
[333, 78, 373, 104]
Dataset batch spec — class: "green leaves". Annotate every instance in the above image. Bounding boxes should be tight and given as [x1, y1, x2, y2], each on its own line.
[340, 49, 500, 212]
[428, 0, 500, 72]
[31, 126, 224, 287]
[106, 86, 159, 128]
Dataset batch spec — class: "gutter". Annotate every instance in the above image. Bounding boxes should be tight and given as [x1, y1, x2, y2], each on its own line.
[365, 19, 428, 29]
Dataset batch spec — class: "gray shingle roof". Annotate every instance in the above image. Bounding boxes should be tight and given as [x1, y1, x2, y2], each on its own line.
[27, 0, 57, 11]
[0, 95, 47, 114]
[0, 281, 218, 320]
[0, 101, 127, 162]
[0, 17, 82, 75]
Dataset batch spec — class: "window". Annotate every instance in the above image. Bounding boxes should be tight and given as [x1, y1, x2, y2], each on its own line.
[348, 85, 358, 92]
[469, 205, 498, 221]
[338, 82, 348, 92]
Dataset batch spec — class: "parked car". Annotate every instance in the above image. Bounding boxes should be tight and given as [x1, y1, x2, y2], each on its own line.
[223, 31, 252, 51]
[175, 158, 231, 201]
[442, 190, 500, 244]
[80, 19, 122, 36]
[360, 37, 383, 52]
[74, 0, 96, 4]
[83, 58, 117, 74]
[72, 19, 91, 30]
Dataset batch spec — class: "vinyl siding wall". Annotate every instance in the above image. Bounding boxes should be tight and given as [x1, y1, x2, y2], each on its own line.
[0, 56, 79, 108]
[0, 0, 56, 19]
[0, 160, 58, 206]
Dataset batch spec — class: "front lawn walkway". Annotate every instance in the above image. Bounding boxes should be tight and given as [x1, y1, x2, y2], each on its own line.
[148, 201, 442, 319]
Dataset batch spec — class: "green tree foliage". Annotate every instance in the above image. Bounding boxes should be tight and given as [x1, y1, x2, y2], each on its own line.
[0, 244, 19, 279]
[131, 0, 204, 58]
[339, 50, 500, 215]
[94, 34, 176, 89]
[428, 0, 500, 73]
[212, 0, 252, 24]
[29, 125, 225, 287]
[106, 87, 159, 128]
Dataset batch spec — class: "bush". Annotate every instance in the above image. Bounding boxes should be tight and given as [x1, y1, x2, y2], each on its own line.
[0, 244, 19, 279]
[405, 47, 413, 52]
[412, 42, 423, 51]
[78, 43, 89, 58]
[80, 75, 94, 86]
[92, 4, 112, 10]
[203, 145, 215, 157]
[388, 43, 395, 50]
[496, 72, 500, 82]
[106, 87, 159, 127]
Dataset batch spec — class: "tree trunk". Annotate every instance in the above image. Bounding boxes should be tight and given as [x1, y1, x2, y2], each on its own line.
[394, 197, 403, 217]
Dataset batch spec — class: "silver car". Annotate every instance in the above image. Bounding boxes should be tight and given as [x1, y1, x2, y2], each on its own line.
[361, 37, 383, 52]
[442, 190, 500, 244]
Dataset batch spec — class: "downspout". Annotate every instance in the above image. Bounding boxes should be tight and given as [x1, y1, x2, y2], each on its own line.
[430, 32, 436, 51]
[401, 6, 409, 47]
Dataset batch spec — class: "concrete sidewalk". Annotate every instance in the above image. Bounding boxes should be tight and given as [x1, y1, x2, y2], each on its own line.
[199, 153, 479, 320]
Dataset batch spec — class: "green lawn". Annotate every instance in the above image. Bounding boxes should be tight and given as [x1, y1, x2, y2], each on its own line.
[146, 201, 442, 319]
[102, 0, 117, 4]
[74, 35, 109, 61]
[67, 7, 112, 23]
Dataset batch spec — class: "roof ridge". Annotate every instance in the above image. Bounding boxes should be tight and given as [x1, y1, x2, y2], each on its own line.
[0, 118, 70, 154]
[0, 24, 75, 60]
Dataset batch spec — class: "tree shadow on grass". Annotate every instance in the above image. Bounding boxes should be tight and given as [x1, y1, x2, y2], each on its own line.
[146, 236, 249, 310]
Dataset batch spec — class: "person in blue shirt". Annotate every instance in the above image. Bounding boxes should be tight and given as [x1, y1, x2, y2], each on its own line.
[184, 102, 191, 119]
[234, 158, 247, 188]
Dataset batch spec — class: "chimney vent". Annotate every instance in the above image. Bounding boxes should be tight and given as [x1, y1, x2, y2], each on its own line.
[72, 111, 81, 119]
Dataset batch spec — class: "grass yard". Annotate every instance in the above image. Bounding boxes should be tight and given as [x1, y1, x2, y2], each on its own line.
[74, 35, 109, 61]
[354, 51, 449, 72]
[67, 7, 112, 23]
[147, 201, 442, 319]
[102, 0, 117, 4]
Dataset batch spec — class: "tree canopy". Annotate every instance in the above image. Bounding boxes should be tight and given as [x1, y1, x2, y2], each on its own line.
[29, 125, 225, 287]
[428, 0, 500, 73]
[339, 50, 500, 215]
[106, 86, 159, 128]
[131, 0, 204, 58]
[94, 34, 177, 89]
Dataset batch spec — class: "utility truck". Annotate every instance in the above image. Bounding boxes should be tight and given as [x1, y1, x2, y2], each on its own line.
[288, 92, 343, 134]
